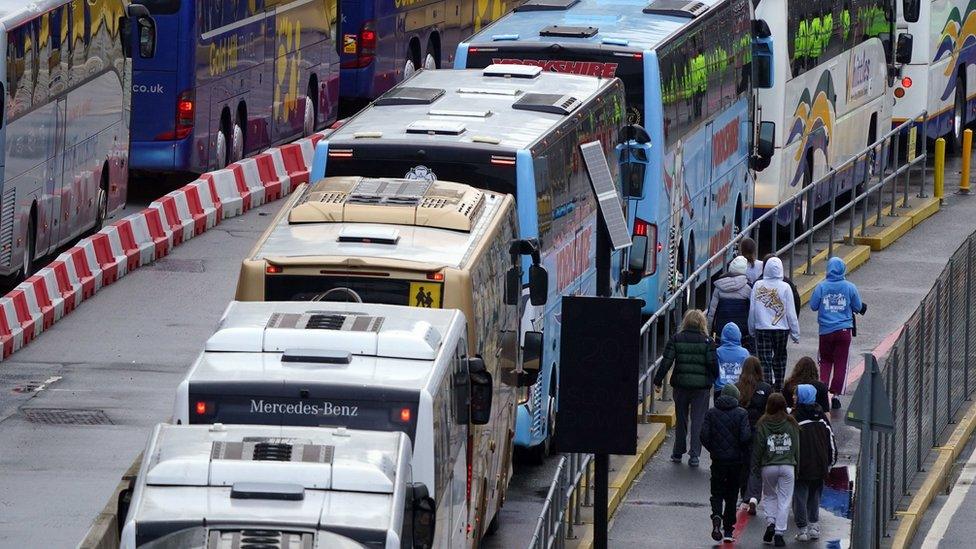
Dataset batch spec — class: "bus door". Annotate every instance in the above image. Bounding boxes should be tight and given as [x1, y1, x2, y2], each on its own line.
[48, 97, 69, 251]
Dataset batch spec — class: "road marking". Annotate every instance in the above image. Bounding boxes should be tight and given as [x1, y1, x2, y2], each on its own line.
[920, 441, 976, 547]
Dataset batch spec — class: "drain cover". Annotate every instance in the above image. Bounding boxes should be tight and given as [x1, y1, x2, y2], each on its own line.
[22, 408, 112, 425]
[152, 258, 205, 273]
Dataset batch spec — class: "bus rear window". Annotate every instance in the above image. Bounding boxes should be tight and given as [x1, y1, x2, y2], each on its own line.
[326, 158, 516, 198]
[266, 275, 443, 308]
[466, 48, 645, 125]
[190, 393, 420, 442]
[133, 0, 182, 15]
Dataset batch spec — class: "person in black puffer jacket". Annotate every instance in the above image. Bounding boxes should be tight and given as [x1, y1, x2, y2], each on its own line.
[736, 356, 773, 513]
[707, 256, 754, 353]
[791, 384, 837, 542]
[701, 383, 752, 543]
[654, 309, 719, 467]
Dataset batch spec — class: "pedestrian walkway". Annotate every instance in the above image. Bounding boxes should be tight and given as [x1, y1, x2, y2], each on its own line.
[610, 156, 976, 547]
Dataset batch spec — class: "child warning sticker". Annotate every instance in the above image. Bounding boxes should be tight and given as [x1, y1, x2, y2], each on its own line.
[409, 282, 442, 308]
[343, 34, 357, 54]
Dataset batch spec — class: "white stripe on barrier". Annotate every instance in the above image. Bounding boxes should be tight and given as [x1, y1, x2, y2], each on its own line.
[266, 149, 294, 194]
[297, 138, 315, 167]
[124, 214, 159, 266]
[186, 180, 221, 230]
[160, 190, 197, 242]
[13, 283, 45, 336]
[208, 169, 245, 218]
[0, 298, 25, 354]
[98, 226, 131, 278]
[234, 158, 267, 208]
[34, 270, 67, 322]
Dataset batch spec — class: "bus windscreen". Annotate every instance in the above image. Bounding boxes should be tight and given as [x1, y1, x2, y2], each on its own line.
[466, 48, 645, 125]
[326, 157, 516, 198]
[265, 275, 443, 308]
[189, 392, 420, 442]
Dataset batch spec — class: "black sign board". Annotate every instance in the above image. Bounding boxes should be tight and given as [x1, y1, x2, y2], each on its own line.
[555, 296, 642, 455]
[845, 354, 895, 432]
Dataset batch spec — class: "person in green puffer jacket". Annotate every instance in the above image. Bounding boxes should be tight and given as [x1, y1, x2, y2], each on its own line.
[654, 309, 718, 467]
[752, 392, 800, 547]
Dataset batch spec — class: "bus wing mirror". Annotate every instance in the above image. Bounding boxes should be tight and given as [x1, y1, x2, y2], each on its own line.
[617, 140, 650, 199]
[529, 264, 548, 306]
[116, 483, 135, 538]
[751, 121, 775, 171]
[520, 331, 543, 387]
[126, 5, 157, 59]
[468, 357, 492, 426]
[409, 483, 436, 549]
[896, 33, 914, 65]
[505, 266, 520, 306]
[751, 37, 774, 89]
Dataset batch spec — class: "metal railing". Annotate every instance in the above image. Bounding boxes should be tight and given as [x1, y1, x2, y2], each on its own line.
[872, 219, 976, 546]
[528, 112, 930, 548]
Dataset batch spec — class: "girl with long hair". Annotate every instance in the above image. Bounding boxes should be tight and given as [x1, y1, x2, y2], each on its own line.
[782, 356, 830, 411]
[736, 357, 772, 513]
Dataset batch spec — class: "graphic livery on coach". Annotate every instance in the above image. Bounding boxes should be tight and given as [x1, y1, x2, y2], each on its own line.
[128, 0, 339, 175]
[456, 0, 776, 311]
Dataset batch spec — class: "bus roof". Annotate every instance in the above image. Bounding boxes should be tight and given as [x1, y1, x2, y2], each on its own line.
[0, 0, 67, 29]
[463, 0, 726, 52]
[253, 177, 508, 270]
[132, 424, 407, 538]
[206, 301, 463, 361]
[327, 67, 618, 151]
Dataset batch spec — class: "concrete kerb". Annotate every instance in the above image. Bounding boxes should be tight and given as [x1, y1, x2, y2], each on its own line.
[891, 398, 976, 549]
[853, 195, 941, 251]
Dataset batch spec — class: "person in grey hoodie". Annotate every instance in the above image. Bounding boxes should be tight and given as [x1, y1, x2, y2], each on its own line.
[748, 256, 800, 391]
[707, 256, 754, 353]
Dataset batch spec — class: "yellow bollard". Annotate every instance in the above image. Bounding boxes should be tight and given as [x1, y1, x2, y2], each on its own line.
[962, 129, 973, 194]
[935, 137, 946, 200]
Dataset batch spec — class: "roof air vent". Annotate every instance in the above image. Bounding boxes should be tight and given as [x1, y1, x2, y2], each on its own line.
[405, 120, 467, 135]
[539, 25, 598, 38]
[516, 0, 580, 11]
[373, 86, 446, 106]
[211, 529, 313, 549]
[512, 93, 582, 115]
[482, 64, 542, 79]
[642, 0, 708, 18]
[253, 442, 293, 461]
[306, 314, 348, 330]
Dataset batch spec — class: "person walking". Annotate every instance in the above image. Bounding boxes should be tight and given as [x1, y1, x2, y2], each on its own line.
[654, 309, 719, 467]
[810, 256, 865, 410]
[736, 356, 773, 514]
[701, 384, 752, 543]
[749, 256, 800, 391]
[753, 392, 800, 546]
[763, 253, 802, 319]
[782, 356, 831, 412]
[707, 256, 754, 353]
[740, 237, 764, 285]
[792, 384, 837, 541]
[714, 322, 750, 402]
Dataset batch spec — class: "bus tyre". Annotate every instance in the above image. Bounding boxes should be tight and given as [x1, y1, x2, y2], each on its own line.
[423, 52, 437, 70]
[215, 129, 229, 169]
[404, 58, 418, 80]
[303, 96, 315, 137]
[22, 214, 35, 280]
[950, 77, 966, 153]
[95, 181, 108, 231]
[485, 513, 500, 536]
[231, 123, 244, 164]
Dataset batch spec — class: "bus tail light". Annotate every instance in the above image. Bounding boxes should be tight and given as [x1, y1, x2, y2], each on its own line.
[341, 20, 377, 69]
[175, 90, 194, 138]
[266, 264, 282, 274]
[392, 406, 412, 423]
[194, 400, 213, 416]
[426, 272, 444, 281]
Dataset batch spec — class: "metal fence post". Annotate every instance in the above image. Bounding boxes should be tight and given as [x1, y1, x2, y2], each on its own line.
[828, 174, 837, 259]
[891, 131, 901, 211]
[876, 143, 886, 227]
[968, 237, 973, 398]
[806, 186, 815, 275]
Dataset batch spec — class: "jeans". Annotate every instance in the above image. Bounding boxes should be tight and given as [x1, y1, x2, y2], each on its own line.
[761, 465, 796, 534]
[793, 478, 824, 528]
[672, 387, 711, 459]
[819, 329, 852, 395]
[710, 461, 741, 534]
[755, 330, 790, 390]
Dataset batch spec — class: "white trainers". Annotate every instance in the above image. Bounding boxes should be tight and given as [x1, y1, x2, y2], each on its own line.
[808, 523, 820, 540]
[795, 526, 810, 542]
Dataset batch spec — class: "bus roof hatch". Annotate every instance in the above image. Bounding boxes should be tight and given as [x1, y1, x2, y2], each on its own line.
[289, 177, 487, 232]
[642, 0, 708, 18]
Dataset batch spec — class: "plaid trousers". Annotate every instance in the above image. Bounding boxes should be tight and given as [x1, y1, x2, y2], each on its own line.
[755, 329, 790, 390]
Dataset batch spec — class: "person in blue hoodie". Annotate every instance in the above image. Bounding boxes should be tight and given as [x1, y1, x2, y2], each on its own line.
[715, 322, 750, 402]
[810, 257, 865, 410]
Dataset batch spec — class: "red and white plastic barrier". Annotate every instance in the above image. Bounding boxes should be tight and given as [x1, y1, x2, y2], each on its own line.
[0, 130, 331, 361]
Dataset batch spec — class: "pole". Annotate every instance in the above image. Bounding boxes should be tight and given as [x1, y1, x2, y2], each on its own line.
[935, 138, 946, 201]
[594, 210, 612, 549]
[857, 353, 877, 549]
[961, 129, 972, 194]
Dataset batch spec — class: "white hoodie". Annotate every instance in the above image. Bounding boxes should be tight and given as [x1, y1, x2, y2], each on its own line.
[748, 257, 800, 340]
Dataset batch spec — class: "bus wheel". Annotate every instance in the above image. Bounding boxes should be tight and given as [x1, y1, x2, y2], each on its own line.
[230, 122, 244, 163]
[422, 52, 437, 70]
[950, 76, 966, 152]
[95, 169, 108, 231]
[485, 513, 500, 536]
[215, 129, 229, 168]
[22, 210, 36, 280]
